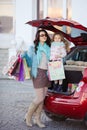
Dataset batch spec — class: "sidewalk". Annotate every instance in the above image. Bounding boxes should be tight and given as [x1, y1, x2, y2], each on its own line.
[0, 79, 51, 130]
[0, 79, 87, 130]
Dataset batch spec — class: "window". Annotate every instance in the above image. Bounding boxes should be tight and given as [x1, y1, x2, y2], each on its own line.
[68, 48, 87, 61]
[0, 0, 15, 34]
[66, 0, 72, 34]
[38, 0, 72, 35]
[48, 0, 63, 18]
[66, 0, 72, 20]
[39, 0, 63, 19]
[39, 0, 43, 19]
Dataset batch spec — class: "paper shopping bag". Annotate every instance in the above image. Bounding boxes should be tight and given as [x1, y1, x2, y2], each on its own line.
[11, 57, 21, 78]
[23, 58, 31, 79]
[2, 55, 19, 75]
[48, 60, 65, 81]
[19, 58, 24, 81]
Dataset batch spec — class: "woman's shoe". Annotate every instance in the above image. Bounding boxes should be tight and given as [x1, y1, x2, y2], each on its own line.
[25, 102, 39, 127]
[33, 102, 46, 128]
[24, 113, 27, 121]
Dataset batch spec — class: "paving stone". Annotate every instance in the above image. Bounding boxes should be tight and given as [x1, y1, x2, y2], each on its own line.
[0, 79, 87, 130]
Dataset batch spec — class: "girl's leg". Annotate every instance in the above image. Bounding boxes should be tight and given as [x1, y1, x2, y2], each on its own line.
[54, 80, 58, 84]
[53, 80, 58, 91]
[59, 79, 63, 85]
[56, 79, 63, 92]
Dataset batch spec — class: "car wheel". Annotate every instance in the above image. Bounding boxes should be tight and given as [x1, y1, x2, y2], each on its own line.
[84, 120, 87, 126]
[45, 111, 67, 121]
[84, 113, 87, 126]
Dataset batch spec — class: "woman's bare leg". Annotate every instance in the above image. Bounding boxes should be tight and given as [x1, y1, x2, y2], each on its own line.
[34, 88, 45, 104]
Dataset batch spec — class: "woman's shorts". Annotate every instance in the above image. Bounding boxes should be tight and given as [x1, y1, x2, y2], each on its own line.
[32, 68, 51, 89]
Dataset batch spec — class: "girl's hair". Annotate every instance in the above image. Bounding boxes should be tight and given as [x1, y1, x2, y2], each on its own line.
[52, 33, 70, 52]
[34, 29, 51, 53]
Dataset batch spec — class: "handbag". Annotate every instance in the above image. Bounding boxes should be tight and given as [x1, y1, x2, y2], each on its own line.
[48, 59, 65, 81]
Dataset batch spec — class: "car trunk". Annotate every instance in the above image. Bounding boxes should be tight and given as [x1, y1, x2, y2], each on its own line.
[48, 60, 86, 93]
[26, 17, 87, 93]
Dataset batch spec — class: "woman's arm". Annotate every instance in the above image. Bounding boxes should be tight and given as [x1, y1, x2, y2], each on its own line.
[22, 46, 34, 67]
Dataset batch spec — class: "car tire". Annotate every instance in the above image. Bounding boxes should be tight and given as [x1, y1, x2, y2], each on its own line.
[45, 111, 67, 121]
[84, 113, 87, 126]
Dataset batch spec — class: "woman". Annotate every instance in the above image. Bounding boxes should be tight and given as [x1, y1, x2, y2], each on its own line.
[24, 29, 51, 128]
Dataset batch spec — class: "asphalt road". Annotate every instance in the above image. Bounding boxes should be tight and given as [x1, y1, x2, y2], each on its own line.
[0, 79, 87, 130]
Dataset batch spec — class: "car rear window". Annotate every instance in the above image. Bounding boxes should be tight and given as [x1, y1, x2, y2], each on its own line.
[69, 49, 87, 61]
[54, 25, 87, 38]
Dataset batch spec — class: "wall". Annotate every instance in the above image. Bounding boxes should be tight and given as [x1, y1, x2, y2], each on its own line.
[1, 0, 87, 49]
[72, 0, 87, 27]
[15, 0, 37, 45]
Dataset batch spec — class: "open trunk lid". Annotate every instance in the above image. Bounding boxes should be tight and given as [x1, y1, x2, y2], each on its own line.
[26, 17, 87, 45]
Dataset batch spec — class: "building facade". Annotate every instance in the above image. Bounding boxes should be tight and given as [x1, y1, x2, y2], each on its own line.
[0, 0, 87, 52]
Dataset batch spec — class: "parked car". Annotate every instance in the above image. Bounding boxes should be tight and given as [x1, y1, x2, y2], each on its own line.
[26, 17, 87, 125]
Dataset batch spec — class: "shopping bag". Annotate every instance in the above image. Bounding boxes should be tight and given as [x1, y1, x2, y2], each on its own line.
[8, 58, 19, 76]
[10, 56, 21, 78]
[18, 58, 24, 81]
[2, 55, 18, 75]
[23, 58, 31, 79]
[48, 60, 65, 81]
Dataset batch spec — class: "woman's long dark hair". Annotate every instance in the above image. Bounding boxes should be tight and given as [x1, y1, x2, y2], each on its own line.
[34, 29, 51, 53]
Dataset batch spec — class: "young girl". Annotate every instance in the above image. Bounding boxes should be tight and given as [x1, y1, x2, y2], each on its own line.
[50, 33, 70, 91]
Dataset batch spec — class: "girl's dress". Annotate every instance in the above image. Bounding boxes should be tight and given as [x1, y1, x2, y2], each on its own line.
[50, 41, 67, 91]
[50, 41, 66, 61]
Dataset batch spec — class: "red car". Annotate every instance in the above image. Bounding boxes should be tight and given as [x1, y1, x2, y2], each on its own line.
[27, 17, 87, 125]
